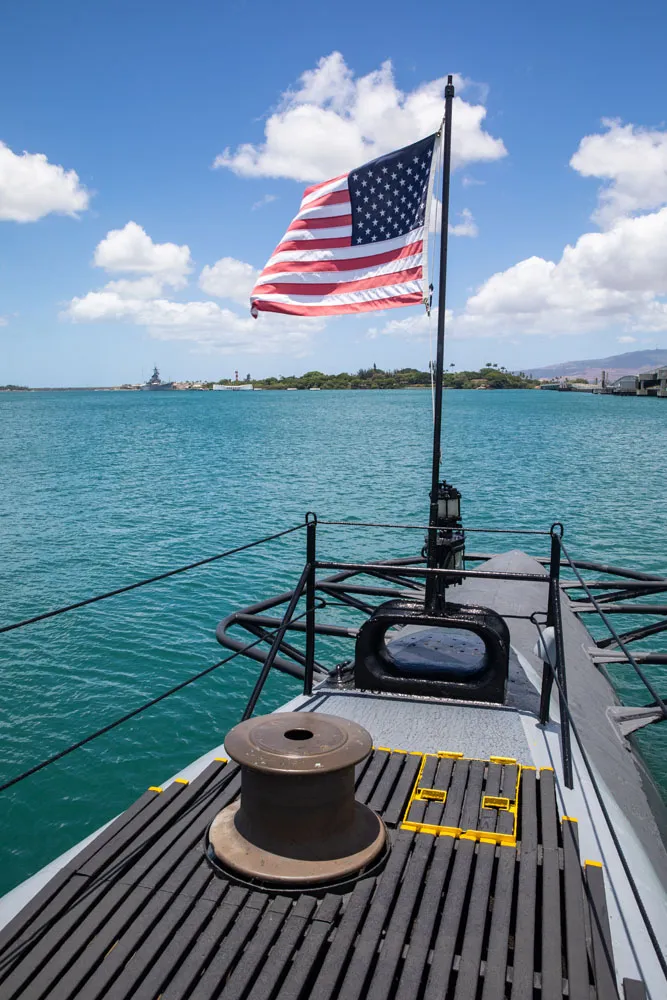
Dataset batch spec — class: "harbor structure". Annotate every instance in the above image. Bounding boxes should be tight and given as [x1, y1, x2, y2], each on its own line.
[213, 370, 254, 390]
[637, 365, 667, 397]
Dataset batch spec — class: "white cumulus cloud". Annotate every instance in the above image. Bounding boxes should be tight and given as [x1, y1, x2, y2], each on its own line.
[449, 208, 478, 238]
[375, 119, 667, 344]
[94, 221, 192, 288]
[63, 223, 323, 354]
[0, 140, 90, 222]
[214, 53, 506, 183]
[198, 257, 259, 304]
[65, 289, 320, 353]
[571, 119, 667, 227]
[451, 206, 667, 338]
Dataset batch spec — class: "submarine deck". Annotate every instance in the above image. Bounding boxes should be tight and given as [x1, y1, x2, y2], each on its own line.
[0, 750, 643, 1000]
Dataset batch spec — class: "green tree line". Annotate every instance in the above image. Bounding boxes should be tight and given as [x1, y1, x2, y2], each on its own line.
[211, 365, 539, 390]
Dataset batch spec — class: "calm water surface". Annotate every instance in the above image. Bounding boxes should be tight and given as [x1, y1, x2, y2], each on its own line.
[1, 388, 666, 894]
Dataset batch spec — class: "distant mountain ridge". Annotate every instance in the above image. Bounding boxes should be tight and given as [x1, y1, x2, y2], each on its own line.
[524, 349, 667, 382]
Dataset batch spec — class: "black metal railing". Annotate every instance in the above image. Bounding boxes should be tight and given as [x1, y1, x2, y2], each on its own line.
[3, 513, 666, 799]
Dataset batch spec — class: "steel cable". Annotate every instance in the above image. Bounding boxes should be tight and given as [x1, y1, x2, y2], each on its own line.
[0, 522, 306, 635]
[0, 605, 316, 794]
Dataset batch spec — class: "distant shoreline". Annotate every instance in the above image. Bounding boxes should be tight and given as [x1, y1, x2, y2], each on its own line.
[1, 366, 539, 392]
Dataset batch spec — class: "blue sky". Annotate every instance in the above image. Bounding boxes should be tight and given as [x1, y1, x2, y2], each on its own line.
[1, 0, 667, 385]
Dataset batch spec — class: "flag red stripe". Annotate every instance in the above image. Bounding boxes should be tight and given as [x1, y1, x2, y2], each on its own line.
[252, 291, 424, 317]
[253, 265, 422, 297]
[260, 240, 423, 276]
[274, 235, 352, 253]
[302, 174, 347, 198]
[287, 214, 352, 232]
[300, 189, 351, 211]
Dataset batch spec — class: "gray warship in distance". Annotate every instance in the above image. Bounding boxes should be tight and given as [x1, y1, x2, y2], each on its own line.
[141, 366, 174, 390]
[1, 77, 666, 1000]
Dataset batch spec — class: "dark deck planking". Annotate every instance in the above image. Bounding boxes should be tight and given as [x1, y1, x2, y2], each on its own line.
[0, 751, 632, 1000]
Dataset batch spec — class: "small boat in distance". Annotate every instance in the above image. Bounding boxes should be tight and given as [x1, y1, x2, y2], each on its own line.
[141, 366, 174, 390]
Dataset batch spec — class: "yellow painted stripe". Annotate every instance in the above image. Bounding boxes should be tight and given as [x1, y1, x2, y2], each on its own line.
[562, 816, 579, 823]
[148, 786, 163, 793]
[174, 778, 189, 785]
[585, 859, 603, 868]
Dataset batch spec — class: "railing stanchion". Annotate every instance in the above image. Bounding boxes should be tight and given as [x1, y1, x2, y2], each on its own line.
[551, 526, 573, 788]
[241, 562, 311, 722]
[304, 514, 317, 695]
[539, 528, 561, 723]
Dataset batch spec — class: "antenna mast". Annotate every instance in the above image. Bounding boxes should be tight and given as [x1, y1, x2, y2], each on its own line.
[425, 75, 456, 611]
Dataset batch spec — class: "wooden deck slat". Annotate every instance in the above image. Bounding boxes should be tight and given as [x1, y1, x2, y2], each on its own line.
[355, 750, 390, 804]
[365, 833, 433, 1000]
[423, 756, 454, 826]
[500, 764, 518, 800]
[459, 760, 486, 831]
[185, 893, 268, 1000]
[77, 781, 188, 878]
[423, 836, 477, 1000]
[40, 882, 153, 1000]
[0, 875, 112, 1000]
[480, 844, 517, 1000]
[217, 896, 293, 1000]
[540, 768, 563, 1000]
[102, 891, 198, 1000]
[406, 755, 439, 825]
[307, 878, 375, 1000]
[394, 834, 455, 1000]
[510, 768, 537, 1000]
[453, 840, 495, 1000]
[112, 769, 240, 890]
[478, 762, 501, 831]
[17, 881, 138, 1000]
[367, 751, 405, 814]
[0, 789, 160, 957]
[382, 752, 421, 827]
[441, 759, 470, 829]
[562, 819, 590, 1000]
[273, 898, 342, 1000]
[77, 883, 226, 1000]
[246, 895, 318, 1000]
[160, 888, 249, 1000]
[0, 875, 87, 982]
[336, 831, 414, 1000]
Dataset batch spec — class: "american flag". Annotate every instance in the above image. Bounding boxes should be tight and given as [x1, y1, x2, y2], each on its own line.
[250, 132, 439, 317]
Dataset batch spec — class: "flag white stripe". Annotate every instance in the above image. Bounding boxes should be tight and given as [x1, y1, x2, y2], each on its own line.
[300, 175, 348, 208]
[252, 280, 423, 308]
[266, 227, 424, 267]
[291, 201, 351, 222]
[257, 253, 423, 287]
[276, 224, 352, 244]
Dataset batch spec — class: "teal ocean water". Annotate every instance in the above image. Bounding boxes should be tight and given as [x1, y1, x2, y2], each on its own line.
[1, 387, 666, 895]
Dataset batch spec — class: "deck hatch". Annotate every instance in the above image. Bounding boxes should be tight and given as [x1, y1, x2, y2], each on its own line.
[0, 750, 631, 1000]
[400, 751, 522, 845]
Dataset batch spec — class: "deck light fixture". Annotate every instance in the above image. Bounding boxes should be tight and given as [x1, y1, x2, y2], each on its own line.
[437, 480, 461, 522]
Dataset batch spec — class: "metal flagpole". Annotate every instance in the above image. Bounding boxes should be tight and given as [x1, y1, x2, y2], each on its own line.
[425, 74, 455, 612]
